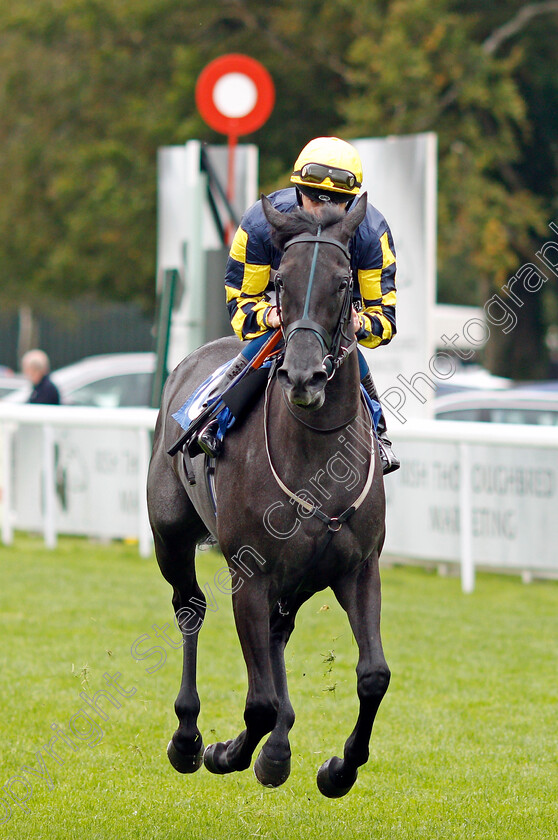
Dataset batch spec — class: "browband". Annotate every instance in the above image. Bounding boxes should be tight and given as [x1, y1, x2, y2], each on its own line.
[283, 234, 351, 261]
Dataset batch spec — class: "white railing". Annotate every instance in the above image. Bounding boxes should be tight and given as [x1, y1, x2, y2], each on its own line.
[0, 404, 158, 557]
[386, 419, 558, 591]
[2, 405, 558, 590]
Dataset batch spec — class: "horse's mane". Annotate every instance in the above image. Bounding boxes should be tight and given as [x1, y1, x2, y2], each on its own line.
[269, 206, 346, 252]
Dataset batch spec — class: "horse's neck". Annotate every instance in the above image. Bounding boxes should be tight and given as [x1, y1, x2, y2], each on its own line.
[274, 349, 362, 439]
[266, 351, 372, 502]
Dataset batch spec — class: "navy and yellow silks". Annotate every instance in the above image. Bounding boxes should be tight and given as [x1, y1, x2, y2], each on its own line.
[172, 188, 394, 450]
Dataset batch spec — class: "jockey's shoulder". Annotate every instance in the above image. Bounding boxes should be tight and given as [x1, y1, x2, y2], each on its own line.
[250, 188, 298, 217]
[264, 187, 299, 213]
[242, 188, 298, 238]
[352, 204, 394, 263]
[243, 187, 391, 245]
[359, 201, 392, 239]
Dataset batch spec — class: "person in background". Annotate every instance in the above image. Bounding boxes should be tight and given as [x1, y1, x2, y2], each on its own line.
[21, 349, 60, 405]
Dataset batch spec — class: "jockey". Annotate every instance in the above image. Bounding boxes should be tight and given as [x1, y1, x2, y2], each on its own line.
[197, 136, 400, 474]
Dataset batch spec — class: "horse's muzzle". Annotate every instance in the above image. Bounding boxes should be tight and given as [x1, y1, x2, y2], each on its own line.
[277, 365, 327, 409]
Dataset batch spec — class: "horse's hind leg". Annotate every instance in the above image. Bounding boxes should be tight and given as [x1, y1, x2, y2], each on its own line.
[203, 578, 279, 775]
[253, 595, 309, 788]
[318, 553, 390, 798]
[163, 537, 207, 774]
[148, 461, 207, 773]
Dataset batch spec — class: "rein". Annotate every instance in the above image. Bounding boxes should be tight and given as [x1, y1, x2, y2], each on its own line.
[280, 386, 358, 433]
[263, 371, 376, 536]
[263, 222, 375, 556]
[276, 228, 357, 379]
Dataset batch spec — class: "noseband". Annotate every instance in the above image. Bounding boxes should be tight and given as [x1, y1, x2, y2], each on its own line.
[276, 227, 356, 379]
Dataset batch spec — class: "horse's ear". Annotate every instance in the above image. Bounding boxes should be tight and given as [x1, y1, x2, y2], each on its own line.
[342, 192, 368, 240]
[261, 194, 290, 232]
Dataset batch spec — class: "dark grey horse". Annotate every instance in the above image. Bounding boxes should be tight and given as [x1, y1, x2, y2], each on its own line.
[147, 194, 390, 797]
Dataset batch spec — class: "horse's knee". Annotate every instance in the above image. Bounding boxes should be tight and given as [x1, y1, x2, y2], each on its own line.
[173, 586, 205, 630]
[357, 664, 391, 703]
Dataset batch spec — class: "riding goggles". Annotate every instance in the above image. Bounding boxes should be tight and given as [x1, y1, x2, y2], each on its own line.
[293, 163, 361, 192]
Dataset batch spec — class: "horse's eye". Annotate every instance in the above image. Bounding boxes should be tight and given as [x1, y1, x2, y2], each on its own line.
[337, 277, 350, 293]
[275, 274, 284, 290]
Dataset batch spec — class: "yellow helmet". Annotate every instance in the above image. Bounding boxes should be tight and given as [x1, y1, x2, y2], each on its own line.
[291, 137, 362, 199]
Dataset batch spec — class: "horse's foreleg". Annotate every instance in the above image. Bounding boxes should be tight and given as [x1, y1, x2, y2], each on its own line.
[254, 595, 309, 787]
[204, 578, 278, 775]
[318, 554, 390, 798]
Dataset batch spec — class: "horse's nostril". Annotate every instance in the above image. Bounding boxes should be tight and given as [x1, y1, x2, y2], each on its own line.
[308, 371, 328, 390]
[278, 366, 327, 397]
[277, 368, 291, 387]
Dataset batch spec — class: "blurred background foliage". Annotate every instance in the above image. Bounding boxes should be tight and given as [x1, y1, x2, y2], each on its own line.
[1, 0, 557, 377]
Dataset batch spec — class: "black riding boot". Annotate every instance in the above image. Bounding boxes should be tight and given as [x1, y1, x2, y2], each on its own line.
[361, 372, 400, 475]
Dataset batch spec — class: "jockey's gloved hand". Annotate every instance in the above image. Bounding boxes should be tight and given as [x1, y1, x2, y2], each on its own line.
[266, 306, 281, 329]
[351, 308, 363, 333]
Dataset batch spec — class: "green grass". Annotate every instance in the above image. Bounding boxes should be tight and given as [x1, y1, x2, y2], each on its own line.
[0, 536, 556, 839]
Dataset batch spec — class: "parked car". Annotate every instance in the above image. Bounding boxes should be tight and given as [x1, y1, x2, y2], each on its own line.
[1, 353, 156, 408]
[433, 363, 512, 396]
[434, 388, 558, 426]
[0, 373, 27, 399]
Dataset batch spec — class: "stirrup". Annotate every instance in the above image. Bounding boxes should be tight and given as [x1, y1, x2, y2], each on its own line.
[377, 437, 400, 475]
[197, 419, 223, 459]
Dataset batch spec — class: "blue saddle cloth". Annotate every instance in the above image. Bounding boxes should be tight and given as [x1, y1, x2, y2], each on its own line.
[172, 360, 382, 448]
[361, 388, 382, 432]
[172, 360, 232, 431]
[171, 358, 237, 447]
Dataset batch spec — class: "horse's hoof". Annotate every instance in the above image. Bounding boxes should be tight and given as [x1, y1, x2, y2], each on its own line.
[317, 757, 358, 798]
[203, 741, 232, 775]
[254, 749, 291, 787]
[167, 739, 204, 774]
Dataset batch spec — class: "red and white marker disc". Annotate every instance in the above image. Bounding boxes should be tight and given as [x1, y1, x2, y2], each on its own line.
[196, 54, 275, 137]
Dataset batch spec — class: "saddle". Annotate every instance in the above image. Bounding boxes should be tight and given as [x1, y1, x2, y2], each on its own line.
[168, 342, 284, 503]
[167, 331, 283, 462]
[168, 352, 281, 549]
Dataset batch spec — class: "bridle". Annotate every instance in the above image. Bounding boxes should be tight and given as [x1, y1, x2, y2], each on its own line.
[275, 226, 357, 379]
[264, 224, 377, 550]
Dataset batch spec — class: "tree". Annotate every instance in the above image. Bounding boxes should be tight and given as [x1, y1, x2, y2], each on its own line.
[0, 0, 350, 313]
[450, 0, 558, 377]
[0, 1, 197, 311]
[1, 0, 557, 378]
